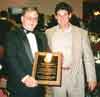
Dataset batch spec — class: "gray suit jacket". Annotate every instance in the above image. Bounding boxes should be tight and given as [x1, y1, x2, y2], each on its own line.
[45, 24, 96, 84]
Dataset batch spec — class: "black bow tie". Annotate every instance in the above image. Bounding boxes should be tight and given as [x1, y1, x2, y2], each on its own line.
[25, 29, 33, 34]
[22, 27, 33, 34]
[26, 30, 32, 34]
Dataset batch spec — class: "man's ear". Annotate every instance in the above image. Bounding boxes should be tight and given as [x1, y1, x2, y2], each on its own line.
[54, 14, 57, 20]
[69, 13, 72, 19]
[21, 16, 23, 23]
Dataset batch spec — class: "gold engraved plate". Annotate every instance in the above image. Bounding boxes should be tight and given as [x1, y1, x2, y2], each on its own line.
[32, 52, 62, 86]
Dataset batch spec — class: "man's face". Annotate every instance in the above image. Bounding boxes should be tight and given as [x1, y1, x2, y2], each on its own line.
[21, 10, 38, 31]
[55, 10, 71, 27]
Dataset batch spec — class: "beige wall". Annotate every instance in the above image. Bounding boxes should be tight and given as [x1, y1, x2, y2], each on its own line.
[0, 0, 82, 18]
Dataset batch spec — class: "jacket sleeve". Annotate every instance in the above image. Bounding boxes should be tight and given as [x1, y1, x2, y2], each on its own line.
[82, 30, 97, 82]
[35, 31, 50, 52]
[5, 31, 26, 81]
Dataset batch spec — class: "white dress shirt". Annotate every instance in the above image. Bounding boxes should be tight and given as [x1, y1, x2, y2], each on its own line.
[26, 33, 38, 59]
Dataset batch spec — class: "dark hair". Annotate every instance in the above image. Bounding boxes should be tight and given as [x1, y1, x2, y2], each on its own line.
[0, 10, 8, 17]
[22, 7, 39, 16]
[55, 2, 73, 15]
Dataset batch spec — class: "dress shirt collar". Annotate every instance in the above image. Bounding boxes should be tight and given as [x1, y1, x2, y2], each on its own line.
[57, 23, 72, 33]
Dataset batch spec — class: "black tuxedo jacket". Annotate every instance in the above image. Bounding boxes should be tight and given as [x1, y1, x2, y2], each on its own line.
[5, 27, 49, 97]
[0, 18, 13, 46]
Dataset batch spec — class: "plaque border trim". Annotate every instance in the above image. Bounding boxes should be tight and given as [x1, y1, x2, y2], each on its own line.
[32, 52, 62, 86]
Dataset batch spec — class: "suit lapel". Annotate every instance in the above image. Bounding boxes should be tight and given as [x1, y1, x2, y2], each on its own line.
[72, 25, 81, 71]
[17, 29, 33, 63]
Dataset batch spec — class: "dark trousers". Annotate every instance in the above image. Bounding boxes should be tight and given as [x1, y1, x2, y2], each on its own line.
[9, 86, 45, 97]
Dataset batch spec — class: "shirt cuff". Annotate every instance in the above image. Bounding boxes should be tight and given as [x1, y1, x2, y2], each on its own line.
[21, 75, 30, 83]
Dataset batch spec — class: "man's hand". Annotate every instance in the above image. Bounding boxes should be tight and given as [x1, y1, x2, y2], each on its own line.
[88, 81, 97, 91]
[21, 75, 38, 87]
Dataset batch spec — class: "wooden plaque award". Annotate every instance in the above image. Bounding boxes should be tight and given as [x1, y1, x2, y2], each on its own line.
[32, 52, 62, 86]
